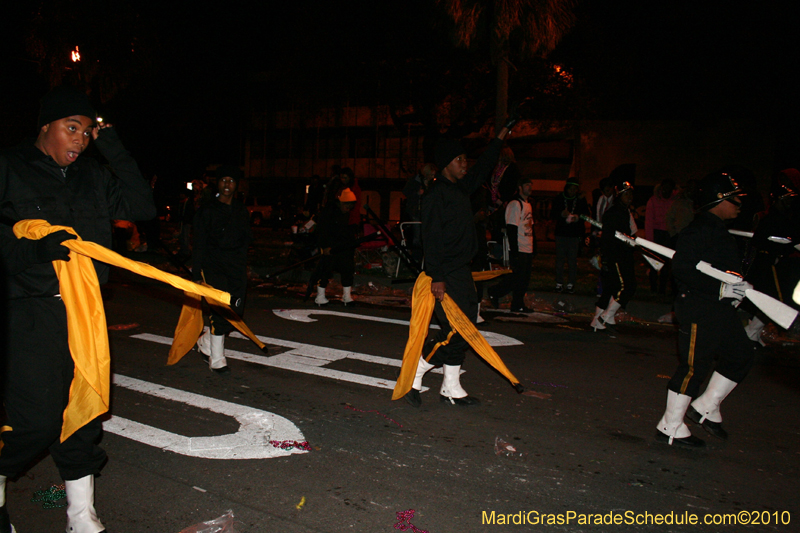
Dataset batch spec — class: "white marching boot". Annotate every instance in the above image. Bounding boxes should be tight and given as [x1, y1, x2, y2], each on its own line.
[603, 297, 618, 325]
[342, 286, 355, 306]
[599, 298, 621, 325]
[196, 326, 211, 361]
[590, 306, 606, 330]
[403, 357, 435, 408]
[594, 298, 622, 336]
[440, 365, 480, 406]
[65, 475, 105, 533]
[744, 316, 766, 346]
[655, 390, 704, 448]
[687, 372, 737, 440]
[315, 286, 329, 306]
[1, 474, 16, 533]
[209, 334, 230, 374]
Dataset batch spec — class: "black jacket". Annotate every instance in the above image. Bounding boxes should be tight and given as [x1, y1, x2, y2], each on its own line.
[673, 211, 742, 303]
[600, 203, 635, 264]
[192, 198, 252, 281]
[1, 130, 155, 299]
[316, 203, 356, 250]
[551, 192, 589, 238]
[422, 138, 503, 282]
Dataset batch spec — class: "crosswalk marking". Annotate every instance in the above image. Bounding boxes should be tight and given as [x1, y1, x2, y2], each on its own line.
[131, 333, 432, 391]
[103, 374, 307, 459]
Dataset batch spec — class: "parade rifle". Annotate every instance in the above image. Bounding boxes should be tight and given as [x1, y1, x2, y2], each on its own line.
[579, 214, 665, 271]
[614, 231, 799, 329]
[728, 229, 798, 251]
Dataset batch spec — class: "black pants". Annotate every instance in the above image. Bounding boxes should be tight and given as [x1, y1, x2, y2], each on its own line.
[648, 229, 671, 293]
[426, 267, 478, 367]
[596, 259, 637, 309]
[0, 298, 106, 480]
[318, 251, 355, 288]
[203, 267, 247, 337]
[668, 293, 754, 398]
[489, 252, 533, 308]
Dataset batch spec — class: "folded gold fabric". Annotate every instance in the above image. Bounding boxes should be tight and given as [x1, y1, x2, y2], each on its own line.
[167, 290, 266, 365]
[392, 271, 520, 401]
[14, 220, 231, 442]
[472, 269, 511, 281]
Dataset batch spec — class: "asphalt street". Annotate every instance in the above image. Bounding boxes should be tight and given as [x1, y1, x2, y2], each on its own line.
[5, 271, 799, 533]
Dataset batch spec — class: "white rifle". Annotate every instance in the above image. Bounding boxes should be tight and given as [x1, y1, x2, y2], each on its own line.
[794, 280, 800, 306]
[728, 229, 793, 245]
[615, 231, 799, 330]
[580, 215, 665, 272]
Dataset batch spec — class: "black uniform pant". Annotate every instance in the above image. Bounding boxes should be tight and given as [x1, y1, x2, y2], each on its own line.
[489, 252, 533, 308]
[668, 293, 754, 398]
[648, 229, 672, 294]
[0, 298, 106, 480]
[596, 259, 637, 309]
[426, 267, 478, 367]
[318, 251, 355, 288]
[203, 267, 247, 337]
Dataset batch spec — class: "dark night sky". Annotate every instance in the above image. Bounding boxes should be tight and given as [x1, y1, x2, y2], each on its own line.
[3, 0, 799, 183]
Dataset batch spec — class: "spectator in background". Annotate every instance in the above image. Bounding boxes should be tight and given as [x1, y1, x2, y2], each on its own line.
[306, 175, 325, 215]
[313, 188, 359, 306]
[551, 178, 590, 293]
[645, 178, 677, 294]
[325, 167, 362, 227]
[488, 176, 535, 313]
[666, 179, 698, 245]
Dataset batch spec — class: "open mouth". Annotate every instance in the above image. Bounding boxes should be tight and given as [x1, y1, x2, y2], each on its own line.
[66, 151, 80, 162]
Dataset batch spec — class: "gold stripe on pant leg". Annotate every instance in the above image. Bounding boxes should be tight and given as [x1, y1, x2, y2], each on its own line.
[680, 323, 697, 394]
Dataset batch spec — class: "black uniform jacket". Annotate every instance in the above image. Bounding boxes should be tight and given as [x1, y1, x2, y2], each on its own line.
[193, 198, 252, 280]
[0, 130, 155, 299]
[600, 203, 635, 264]
[316, 204, 356, 251]
[422, 138, 503, 282]
[672, 211, 742, 304]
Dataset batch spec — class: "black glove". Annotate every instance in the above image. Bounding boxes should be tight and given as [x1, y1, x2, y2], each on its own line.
[36, 230, 76, 263]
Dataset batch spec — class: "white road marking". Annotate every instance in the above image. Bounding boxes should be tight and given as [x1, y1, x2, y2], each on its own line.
[103, 374, 307, 459]
[131, 333, 434, 391]
[272, 309, 523, 346]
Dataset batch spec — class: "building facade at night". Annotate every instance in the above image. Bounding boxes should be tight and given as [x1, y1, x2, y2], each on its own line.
[243, 105, 777, 226]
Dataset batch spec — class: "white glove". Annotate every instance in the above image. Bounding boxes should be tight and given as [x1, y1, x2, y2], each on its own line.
[720, 281, 753, 305]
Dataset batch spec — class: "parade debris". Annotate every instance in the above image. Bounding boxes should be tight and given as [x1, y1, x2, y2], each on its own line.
[522, 390, 552, 399]
[107, 323, 140, 330]
[343, 404, 403, 428]
[31, 484, 66, 509]
[393, 509, 428, 533]
[268, 440, 312, 451]
[494, 437, 524, 457]
[295, 496, 306, 510]
[530, 380, 568, 388]
[178, 510, 237, 533]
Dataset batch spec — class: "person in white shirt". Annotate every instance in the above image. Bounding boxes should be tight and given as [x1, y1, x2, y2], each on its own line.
[488, 176, 535, 312]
